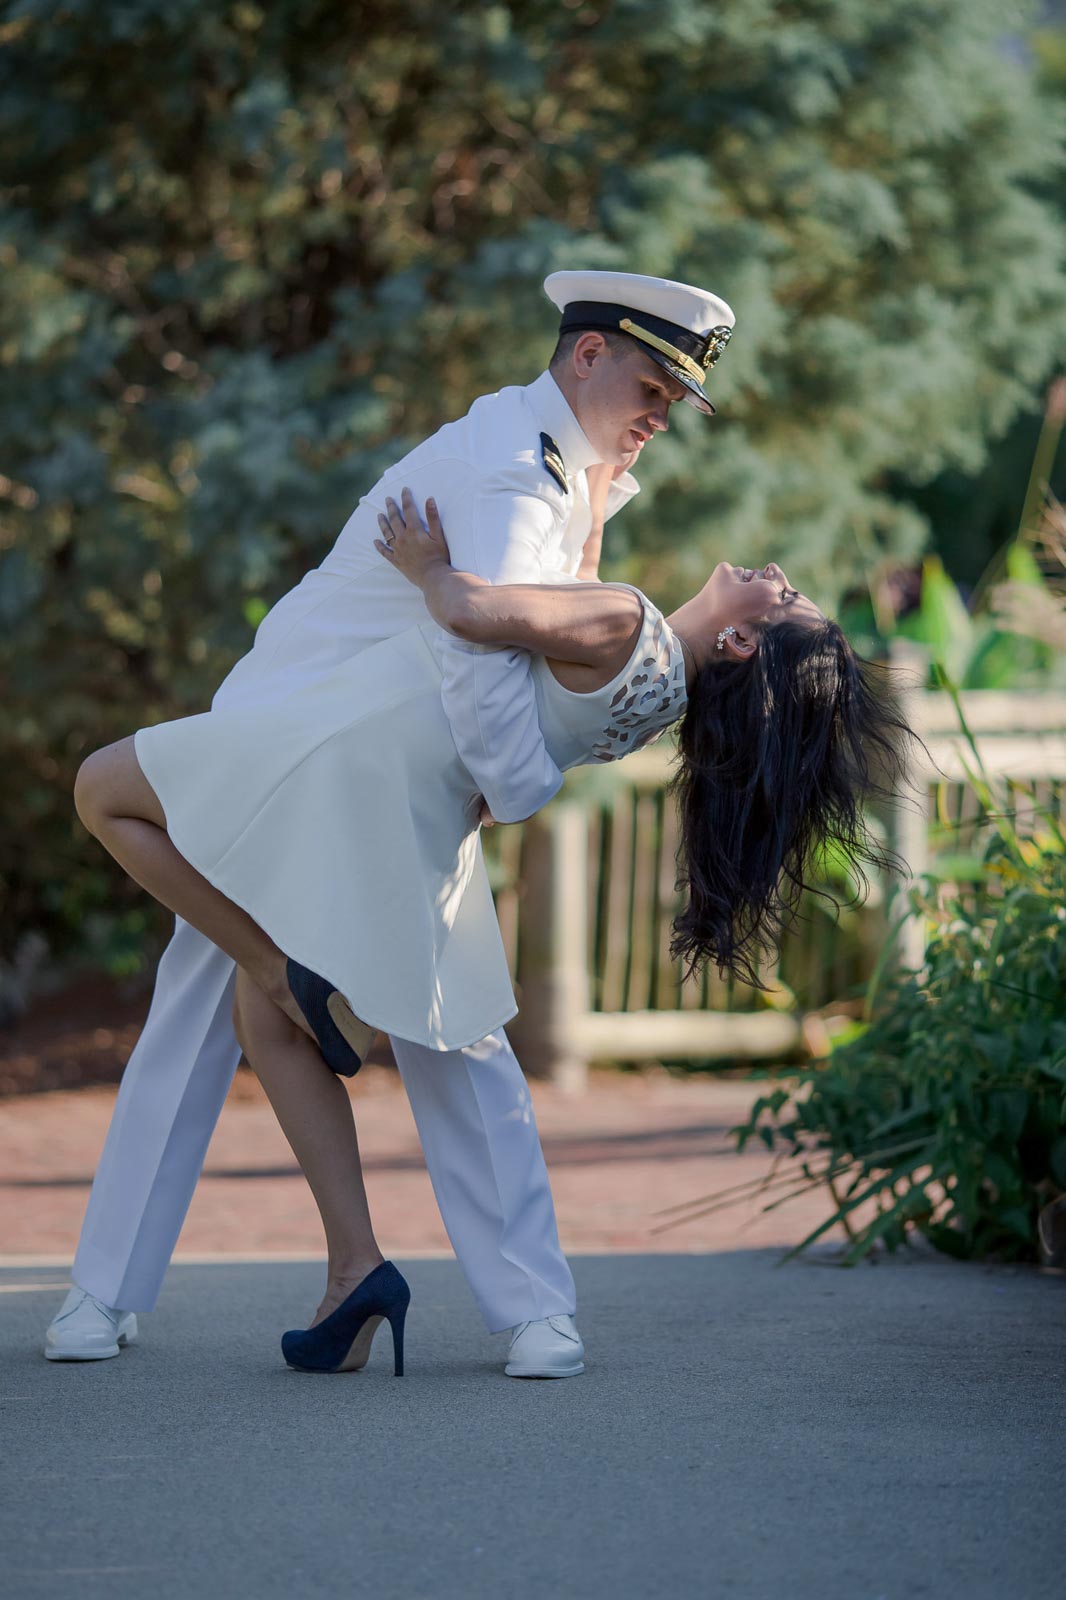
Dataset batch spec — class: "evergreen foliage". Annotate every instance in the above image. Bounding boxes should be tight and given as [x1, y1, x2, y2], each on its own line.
[898, 27, 1066, 589]
[1, 0, 1064, 966]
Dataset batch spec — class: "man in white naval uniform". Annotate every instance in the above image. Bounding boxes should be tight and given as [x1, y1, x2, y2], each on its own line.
[45, 270, 735, 1375]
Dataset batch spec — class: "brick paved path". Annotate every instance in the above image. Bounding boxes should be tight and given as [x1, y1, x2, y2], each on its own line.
[1, 1064, 843, 1261]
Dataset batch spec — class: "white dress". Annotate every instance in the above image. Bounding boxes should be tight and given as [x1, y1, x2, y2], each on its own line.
[134, 584, 687, 1051]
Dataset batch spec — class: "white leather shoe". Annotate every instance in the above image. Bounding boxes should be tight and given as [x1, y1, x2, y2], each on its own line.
[505, 1313, 585, 1378]
[44, 1287, 138, 1361]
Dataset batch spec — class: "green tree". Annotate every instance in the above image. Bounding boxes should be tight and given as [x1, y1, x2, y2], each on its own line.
[889, 26, 1066, 592]
[2, 0, 1064, 969]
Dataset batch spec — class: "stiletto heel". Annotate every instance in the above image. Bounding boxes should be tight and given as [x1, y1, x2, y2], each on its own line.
[281, 1261, 411, 1375]
[387, 1304, 407, 1377]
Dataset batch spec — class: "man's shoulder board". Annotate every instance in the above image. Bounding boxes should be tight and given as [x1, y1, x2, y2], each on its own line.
[539, 432, 569, 494]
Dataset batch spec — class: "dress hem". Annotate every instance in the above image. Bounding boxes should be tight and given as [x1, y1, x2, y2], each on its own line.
[134, 729, 519, 1055]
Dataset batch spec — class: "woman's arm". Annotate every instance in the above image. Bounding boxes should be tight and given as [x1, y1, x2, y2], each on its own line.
[574, 462, 611, 581]
[376, 488, 642, 670]
[576, 456, 641, 580]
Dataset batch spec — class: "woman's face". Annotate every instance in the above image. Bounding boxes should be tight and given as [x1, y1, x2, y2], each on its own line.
[704, 560, 822, 631]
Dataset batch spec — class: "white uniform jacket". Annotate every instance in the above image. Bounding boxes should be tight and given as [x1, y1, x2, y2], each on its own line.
[218, 370, 639, 823]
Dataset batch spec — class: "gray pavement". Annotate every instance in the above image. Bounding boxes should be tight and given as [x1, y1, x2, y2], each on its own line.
[2, 1251, 1063, 1600]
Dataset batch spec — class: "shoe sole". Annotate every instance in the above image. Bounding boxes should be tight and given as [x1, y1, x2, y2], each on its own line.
[45, 1329, 136, 1362]
[504, 1361, 586, 1379]
[326, 994, 377, 1062]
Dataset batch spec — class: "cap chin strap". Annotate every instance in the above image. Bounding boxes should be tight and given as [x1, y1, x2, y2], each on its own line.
[618, 318, 705, 388]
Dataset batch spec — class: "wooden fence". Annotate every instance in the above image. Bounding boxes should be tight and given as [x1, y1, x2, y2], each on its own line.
[486, 689, 1066, 1091]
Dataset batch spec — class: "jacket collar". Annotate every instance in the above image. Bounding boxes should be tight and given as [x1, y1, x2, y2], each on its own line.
[525, 370, 601, 477]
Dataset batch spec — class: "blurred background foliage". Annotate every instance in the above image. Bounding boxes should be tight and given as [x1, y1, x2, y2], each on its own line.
[1, 0, 1065, 976]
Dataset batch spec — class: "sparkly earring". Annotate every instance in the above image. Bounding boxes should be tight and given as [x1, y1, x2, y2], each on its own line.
[716, 626, 736, 651]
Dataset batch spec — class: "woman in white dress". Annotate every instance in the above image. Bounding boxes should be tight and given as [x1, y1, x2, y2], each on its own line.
[72, 469, 911, 1374]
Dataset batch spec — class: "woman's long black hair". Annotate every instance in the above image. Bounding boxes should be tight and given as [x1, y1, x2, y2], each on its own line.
[671, 616, 915, 989]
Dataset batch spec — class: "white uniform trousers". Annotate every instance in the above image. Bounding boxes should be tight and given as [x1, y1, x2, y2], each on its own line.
[71, 916, 576, 1334]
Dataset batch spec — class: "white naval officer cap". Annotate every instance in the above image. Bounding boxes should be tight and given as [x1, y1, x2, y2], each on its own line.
[543, 269, 735, 415]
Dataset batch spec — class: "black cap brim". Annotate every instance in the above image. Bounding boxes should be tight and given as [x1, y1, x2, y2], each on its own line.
[641, 348, 716, 416]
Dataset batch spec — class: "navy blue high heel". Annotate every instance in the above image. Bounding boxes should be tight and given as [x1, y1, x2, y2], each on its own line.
[286, 957, 375, 1078]
[281, 1261, 410, 1376]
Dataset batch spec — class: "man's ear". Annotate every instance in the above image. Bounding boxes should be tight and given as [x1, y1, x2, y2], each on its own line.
[572, 331, 609, 378]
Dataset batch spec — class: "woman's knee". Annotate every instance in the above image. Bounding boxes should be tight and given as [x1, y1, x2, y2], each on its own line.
[73, 736, 163, 836]
[73, 746, 115, 836]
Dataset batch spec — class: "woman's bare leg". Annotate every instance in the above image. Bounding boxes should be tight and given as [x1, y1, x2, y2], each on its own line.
[73, 734, 314, 1041]
[232, 968, 386, 1324]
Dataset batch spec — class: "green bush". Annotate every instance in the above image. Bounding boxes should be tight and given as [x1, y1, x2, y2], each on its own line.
[727, 816, 1066, 1264]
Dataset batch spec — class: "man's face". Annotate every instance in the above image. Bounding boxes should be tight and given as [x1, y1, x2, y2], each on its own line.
[570, 337, 689, 466]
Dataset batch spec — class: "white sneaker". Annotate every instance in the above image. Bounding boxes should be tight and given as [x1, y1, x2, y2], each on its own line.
[505, 1313, 585, 1379]
[44, 1287, 138, 1361]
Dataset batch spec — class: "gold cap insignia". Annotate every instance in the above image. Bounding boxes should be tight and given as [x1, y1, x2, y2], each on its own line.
[701, 325, 733, 370]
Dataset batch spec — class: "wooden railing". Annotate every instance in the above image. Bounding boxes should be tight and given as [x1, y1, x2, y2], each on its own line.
[486, 689, 1066, 1091]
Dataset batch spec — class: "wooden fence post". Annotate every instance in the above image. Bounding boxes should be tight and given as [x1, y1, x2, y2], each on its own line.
[889, 641, 931, 973]
[509, 803, 590, 1093]
[892, 742, 931, 972]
